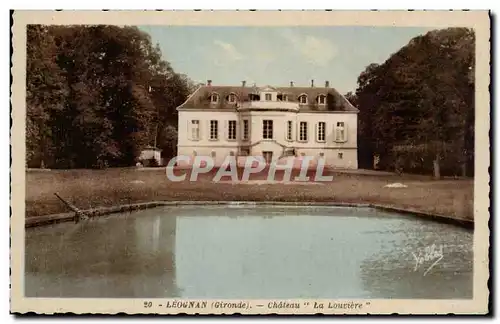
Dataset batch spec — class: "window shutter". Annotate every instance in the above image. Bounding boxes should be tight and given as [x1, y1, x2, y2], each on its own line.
[207, 120, 212, 140]
[343, 123, 348, 142]
[243, 120, 248, 140]
[187, 120, 192, 141]
[198, 120, 202, 140]
[315, 123, 319, 142]
[334, 124, 339, 142]
[225, 120, 229, 140]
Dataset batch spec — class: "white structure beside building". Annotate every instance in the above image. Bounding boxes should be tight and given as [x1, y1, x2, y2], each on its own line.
[176, 80, 359, 169]
[139, 146, 162, 166]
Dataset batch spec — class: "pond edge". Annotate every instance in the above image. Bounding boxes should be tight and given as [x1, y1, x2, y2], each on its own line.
[24, 201, 474, 230]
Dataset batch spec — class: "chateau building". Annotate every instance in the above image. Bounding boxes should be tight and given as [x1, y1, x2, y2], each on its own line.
[176, 80, 359, 168]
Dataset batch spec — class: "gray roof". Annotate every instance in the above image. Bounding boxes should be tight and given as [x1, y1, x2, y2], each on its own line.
[177, 85, 358, 112]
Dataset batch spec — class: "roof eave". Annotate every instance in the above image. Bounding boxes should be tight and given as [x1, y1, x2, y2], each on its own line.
[175, 85, 204, 112]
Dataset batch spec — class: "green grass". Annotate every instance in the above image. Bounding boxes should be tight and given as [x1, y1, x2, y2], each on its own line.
[25, 167, 474, 221]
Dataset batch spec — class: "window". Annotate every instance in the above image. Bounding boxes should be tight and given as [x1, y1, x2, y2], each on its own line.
[335, 122, 346, 142]
[338, 152, 343, 159]
[211, 151, 216, 158]
[278, 94, 288, 101]
[229, 151, 235, 156]
[228, 93, 236, 103]
[228, 120, 237, 140]
[193, 150, 197, 156]
[286, 121, 293, 141]
[210, 120, 218, 140]
[210, 93, 219, 103]
[249, 94, 260, 101]
[240, 147, 250, 156]
[265, 93, 272, 101]
[263, 120, 273, 139]
[299, 95, 308, 104]
[263, 151, 273, 163]
[317, 122, 326, 142]
[284, 148, 295, 157]
[242, 120, 249, 140]
[191, 120, 200, 140]
[317, 95, 326, 105]
[299, 121, 308, 142]
[319, 152, 325, 158]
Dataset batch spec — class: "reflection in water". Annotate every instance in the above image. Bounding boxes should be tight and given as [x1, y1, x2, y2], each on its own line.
[25, 206, 473, 299]
[25, 211, 179, 298]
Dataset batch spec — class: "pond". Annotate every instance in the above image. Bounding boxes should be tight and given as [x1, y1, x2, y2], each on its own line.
[25, 205, 473, 299]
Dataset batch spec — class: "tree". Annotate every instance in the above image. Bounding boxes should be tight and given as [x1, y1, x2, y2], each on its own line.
[344, 91, 357, 108]
[355, 63, 383, 169]
[354, 27, 475, 177]
[26, 25, 67, 168]
[26, 25, 192, 168]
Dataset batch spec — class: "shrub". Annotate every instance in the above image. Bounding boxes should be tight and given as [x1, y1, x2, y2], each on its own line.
[148, 158, 159, 167]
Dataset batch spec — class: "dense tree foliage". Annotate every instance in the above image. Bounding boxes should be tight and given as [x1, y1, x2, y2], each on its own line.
[353, 27, 475, 177]
[26, 25, 191, 168]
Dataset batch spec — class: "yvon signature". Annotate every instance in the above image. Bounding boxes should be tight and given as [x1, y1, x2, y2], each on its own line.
[411, 244, 444, 276]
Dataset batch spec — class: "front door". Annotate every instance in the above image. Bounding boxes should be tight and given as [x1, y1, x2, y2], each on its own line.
[262, 151, 273, 164]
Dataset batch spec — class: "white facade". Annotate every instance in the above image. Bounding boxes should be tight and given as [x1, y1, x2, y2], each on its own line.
[176, 85, 358, 169]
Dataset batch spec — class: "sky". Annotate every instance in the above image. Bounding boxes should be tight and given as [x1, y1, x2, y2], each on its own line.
[139, 26, 436, 94]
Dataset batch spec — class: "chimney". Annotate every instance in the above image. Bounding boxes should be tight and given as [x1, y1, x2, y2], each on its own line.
[207, 80, 212, 86]
[325, 81, 330, 88]
[290, 81, 294, 87]
[311, 79, 315, 87]
[242, 80, 246, 87]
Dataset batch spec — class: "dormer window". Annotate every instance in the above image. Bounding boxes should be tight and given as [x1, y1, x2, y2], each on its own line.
[249, 94, 260, 101]
[210, 93, 219, 103]
[278, 94, 289, 102]
[317, 94, 326, 105]
[298, 94, 308, 104]
[265, 93, 272, 101]
[227, 93, 237, 103]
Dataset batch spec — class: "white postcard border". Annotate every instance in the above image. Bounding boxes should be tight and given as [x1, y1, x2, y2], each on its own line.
[10, 10, 490, 314]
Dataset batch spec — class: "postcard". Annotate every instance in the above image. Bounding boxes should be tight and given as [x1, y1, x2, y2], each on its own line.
[10, 10, 490, 315]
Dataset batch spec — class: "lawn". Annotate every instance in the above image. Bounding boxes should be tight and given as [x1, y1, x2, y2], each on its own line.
[25, 167, 474, 221]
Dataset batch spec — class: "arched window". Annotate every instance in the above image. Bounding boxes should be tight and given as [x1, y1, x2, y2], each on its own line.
[298, 94, 308, 104]
[317, 94, 326, 105]
[210, 93, 219, 103]
[227, 93, 237, 103]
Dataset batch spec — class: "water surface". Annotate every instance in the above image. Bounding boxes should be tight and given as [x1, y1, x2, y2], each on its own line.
[25, 206, 473, 299]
